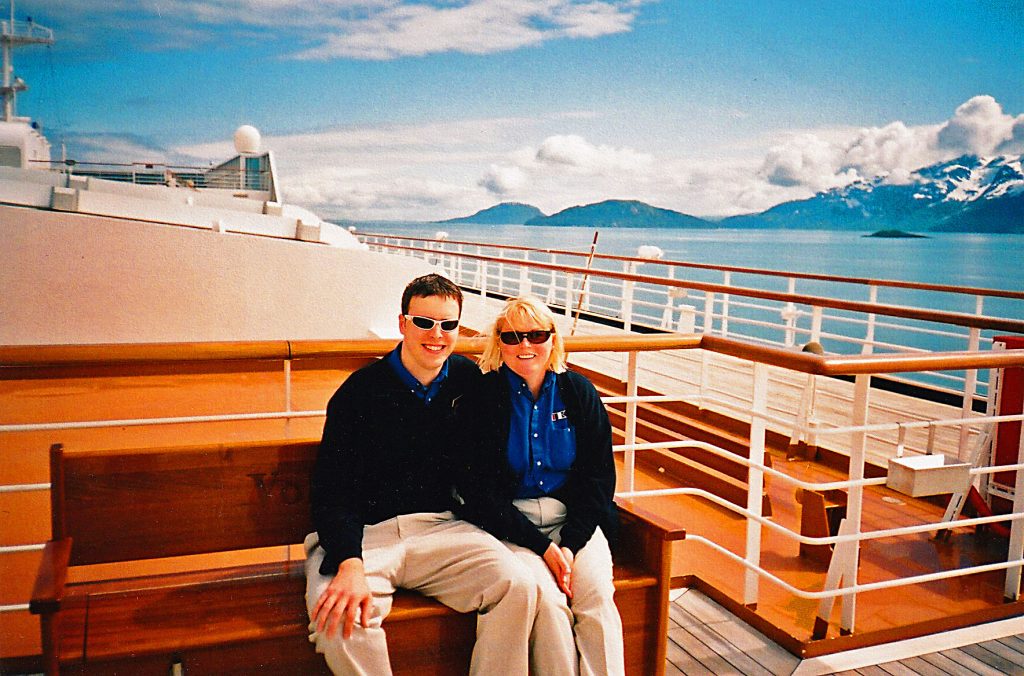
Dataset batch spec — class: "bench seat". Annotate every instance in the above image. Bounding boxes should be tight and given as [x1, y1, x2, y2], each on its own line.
[31, 441, 682, 675]
[47, 559, 656, 675]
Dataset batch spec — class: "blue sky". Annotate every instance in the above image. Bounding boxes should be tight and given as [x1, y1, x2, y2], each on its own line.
[11, 0, 1024, 221]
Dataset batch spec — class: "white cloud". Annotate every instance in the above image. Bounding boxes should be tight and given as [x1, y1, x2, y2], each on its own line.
[292, 1, 640, 60]
[841, 120, 938, 178]
[759, 95, 1024, 193]
[62, 132, 196, 165]
[149, 95, 1024, 221]
[553, 1, 637, 38]
[534, 134, 653, 174]
[479, 165, 527, 194]
[938, 95, 1024, 155]
[174, 116, 544, 220]
[761, 134, 849, 191]
[1002, 117, 1024, 154]
[46, 1, 642, 60]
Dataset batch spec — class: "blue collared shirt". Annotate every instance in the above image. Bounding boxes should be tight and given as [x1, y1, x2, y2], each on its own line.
[504, 367, 576, 498]
[387, 344, 449, 404]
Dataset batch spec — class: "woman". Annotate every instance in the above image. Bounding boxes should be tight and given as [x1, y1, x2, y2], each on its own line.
[458, 295, 624, 676]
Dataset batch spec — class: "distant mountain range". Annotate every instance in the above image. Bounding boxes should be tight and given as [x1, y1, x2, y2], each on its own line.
[437, 154, 1023, 233]
[723, 154, 1023, 233]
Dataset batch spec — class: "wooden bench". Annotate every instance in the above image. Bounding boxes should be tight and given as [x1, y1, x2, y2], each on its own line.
[31, 441, 684, 675]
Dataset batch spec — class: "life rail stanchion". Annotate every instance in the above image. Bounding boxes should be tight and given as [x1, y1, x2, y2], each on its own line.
[812, 518, 858, 640]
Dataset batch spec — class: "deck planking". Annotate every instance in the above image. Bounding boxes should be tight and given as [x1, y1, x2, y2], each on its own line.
[671, 588, 1024, 676]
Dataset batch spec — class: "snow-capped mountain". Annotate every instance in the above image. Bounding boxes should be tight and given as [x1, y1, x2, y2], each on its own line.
[723, 154, 1024, 233]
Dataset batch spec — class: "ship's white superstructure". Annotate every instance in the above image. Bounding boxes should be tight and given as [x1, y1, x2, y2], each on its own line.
[0, 11, 435, 346]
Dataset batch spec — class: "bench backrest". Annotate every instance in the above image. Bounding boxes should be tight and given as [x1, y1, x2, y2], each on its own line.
[50, 440, 318, 566]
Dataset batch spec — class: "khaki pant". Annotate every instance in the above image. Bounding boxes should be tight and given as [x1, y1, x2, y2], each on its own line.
[305, 512, 537, 676]
[509, 497, 625, 676]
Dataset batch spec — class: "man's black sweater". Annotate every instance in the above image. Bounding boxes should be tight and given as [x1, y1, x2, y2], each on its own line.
[311, 352, 477, 576]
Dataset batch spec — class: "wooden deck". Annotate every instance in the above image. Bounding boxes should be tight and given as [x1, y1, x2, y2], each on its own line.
[669, 588, 1024, 675]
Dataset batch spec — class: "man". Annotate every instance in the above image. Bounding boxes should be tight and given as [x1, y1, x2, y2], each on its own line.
[304, 273, 537, 675]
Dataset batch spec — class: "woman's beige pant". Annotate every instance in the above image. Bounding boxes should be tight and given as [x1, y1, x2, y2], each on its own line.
[509, 497, 626, 676]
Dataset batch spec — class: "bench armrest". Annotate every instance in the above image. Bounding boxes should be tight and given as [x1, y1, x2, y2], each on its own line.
[615, 497, 686, 542]
[613, 498, 685, 579]
[29, 538, 72, 615]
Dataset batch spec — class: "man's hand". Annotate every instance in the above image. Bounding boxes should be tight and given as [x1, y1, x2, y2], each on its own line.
[311, 558, 373, 638]
[542, 543, 575, 598]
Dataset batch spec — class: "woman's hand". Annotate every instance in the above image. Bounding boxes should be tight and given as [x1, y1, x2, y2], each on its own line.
[542, 542, 575, 598]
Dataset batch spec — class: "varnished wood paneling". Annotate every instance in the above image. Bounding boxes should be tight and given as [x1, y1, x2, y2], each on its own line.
[60, 442, 316, 565]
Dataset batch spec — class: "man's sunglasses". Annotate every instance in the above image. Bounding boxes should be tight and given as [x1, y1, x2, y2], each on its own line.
[499, 330, 553, 346]
[405, 315, 460, 332]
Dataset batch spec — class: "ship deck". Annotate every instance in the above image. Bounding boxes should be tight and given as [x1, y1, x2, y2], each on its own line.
[670, 588, 1024, 675]
[1, 303, 1022, 670]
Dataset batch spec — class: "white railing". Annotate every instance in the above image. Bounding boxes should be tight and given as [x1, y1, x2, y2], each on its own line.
[359, 234, 1024, 408]
[610, 349, 1024, 636]
[35, 160, 273, 192]
[0, 19, 54, 43]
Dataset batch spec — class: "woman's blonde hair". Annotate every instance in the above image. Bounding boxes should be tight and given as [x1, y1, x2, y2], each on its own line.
[478, 295, 567, 374]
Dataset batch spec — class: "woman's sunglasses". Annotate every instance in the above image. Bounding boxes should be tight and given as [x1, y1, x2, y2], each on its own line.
[405, 315, 460, 332]
[499, 330, 553, 346]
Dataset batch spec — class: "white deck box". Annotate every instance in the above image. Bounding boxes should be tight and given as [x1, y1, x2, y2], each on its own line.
[886, 454, 971, 497]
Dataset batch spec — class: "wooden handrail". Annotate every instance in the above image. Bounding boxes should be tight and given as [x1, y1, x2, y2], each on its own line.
[0, 341, 292, 366]
[697, 334, 1024, 376]
[371, 242, 1024, 334]
[359, 233, 1024, 301]
[815, 349, 1024, 376]
[3, 334, 1023, 376]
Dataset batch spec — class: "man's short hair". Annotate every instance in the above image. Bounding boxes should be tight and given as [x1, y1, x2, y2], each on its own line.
[401, 274, 464, 315]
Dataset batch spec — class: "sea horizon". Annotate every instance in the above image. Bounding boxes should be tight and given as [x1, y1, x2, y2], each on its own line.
[342, 222, 1024, 296]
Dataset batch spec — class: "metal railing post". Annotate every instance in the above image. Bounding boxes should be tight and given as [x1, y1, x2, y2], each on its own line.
[546, 254, 558, 306]
[498, 250, 507, 296]
[862, 285, 878, 355]
[841, 373, 871, 633]
[519, 253, 531, 296]
[744, 362, 768, 606]
[960, 325, 982, 458]
[982, 342, 1006, 502]
[1006, 418, 1024, 600]
[703, 292, 715, 334]
[622, 261, 636, 332]
[810, 306, 823, 344]
[783, 277, 798, 347]
[721, 272, 731, 338]
[472, 246, 484, 293]
[624, 351, 639, 493]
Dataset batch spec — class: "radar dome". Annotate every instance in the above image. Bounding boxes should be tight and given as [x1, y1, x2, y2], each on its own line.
[234, 125, 261, 154]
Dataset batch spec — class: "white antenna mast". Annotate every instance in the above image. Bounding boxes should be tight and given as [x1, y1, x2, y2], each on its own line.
[1, 2, 54, 122]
